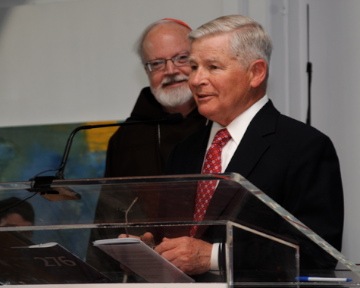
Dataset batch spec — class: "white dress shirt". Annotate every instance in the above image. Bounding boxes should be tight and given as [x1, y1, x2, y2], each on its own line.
[208, 95, 269, 271]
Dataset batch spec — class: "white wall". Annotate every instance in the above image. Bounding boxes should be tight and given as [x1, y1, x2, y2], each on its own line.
[0, 0, 227, 126]
[0, 0, 294, 127]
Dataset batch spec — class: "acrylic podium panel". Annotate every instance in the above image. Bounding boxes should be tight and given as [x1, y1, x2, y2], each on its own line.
[0, 173, 359, 287]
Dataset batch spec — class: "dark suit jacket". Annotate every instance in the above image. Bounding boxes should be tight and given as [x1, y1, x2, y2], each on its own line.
[167, 100, 344, 275]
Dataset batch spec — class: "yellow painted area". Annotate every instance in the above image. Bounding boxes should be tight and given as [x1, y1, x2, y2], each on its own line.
[84, 121, 119, 152]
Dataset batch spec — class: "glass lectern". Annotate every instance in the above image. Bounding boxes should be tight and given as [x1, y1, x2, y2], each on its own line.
[0, 173, 359, 287]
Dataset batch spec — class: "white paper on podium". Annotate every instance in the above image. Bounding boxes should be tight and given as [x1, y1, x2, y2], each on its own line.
[93, 238, 194, 283]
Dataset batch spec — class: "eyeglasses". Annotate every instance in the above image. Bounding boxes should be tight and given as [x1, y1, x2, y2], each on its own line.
[145, 53, 190, 72]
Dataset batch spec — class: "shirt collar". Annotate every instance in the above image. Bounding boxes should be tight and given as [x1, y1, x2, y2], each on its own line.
[211, 95, 269, 146]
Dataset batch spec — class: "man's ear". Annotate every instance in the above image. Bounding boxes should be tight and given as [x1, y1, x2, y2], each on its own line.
[249, 59, 268, 88]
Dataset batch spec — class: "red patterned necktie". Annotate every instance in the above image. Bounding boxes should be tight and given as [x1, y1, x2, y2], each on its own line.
[190, 128, 231, 237]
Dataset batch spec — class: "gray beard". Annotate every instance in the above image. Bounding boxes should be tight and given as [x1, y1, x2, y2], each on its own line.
[151, 84, 193, 108]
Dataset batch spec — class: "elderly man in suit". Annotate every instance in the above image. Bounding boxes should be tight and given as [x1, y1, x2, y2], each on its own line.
[154, 14, 344, 278]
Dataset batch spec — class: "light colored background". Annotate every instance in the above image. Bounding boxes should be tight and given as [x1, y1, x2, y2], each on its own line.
[0, 0, 359, 265]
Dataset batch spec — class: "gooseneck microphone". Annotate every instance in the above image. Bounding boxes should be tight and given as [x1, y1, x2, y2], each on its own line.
[55, 114, 183, 180]
[28, 114, 183, 201]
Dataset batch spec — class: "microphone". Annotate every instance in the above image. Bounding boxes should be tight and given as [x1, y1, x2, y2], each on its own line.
[55, 113, 183, 179]
[27, 114, 182, 201]
[28, 175, 81, 201]
[124, 197, 139, 237]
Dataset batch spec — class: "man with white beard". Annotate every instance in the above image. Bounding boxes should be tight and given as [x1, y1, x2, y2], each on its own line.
[104, 18, 206, 177]
[87, 19, 206, 274]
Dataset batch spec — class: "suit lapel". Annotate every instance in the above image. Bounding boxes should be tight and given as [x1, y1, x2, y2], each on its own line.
[226, 100, 278, 178]
[189, 123, 212, 173]
[203, 101, 279, 224]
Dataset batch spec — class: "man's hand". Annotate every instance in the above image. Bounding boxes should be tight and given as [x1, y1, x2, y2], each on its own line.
[154, 236, 212, 275]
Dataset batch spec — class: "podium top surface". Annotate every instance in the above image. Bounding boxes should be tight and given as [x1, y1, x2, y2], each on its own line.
[0, 173, 359, 286]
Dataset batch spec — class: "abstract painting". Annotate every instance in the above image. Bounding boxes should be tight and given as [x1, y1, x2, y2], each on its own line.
[0, 121, 119, 259]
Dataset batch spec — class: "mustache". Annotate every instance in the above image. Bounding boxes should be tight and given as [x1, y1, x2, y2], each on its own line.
[161, 75, 188, 86]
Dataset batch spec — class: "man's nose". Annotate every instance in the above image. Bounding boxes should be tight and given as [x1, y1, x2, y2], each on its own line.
[163, 59, 179, 74]
[189, 68, 206, 86]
